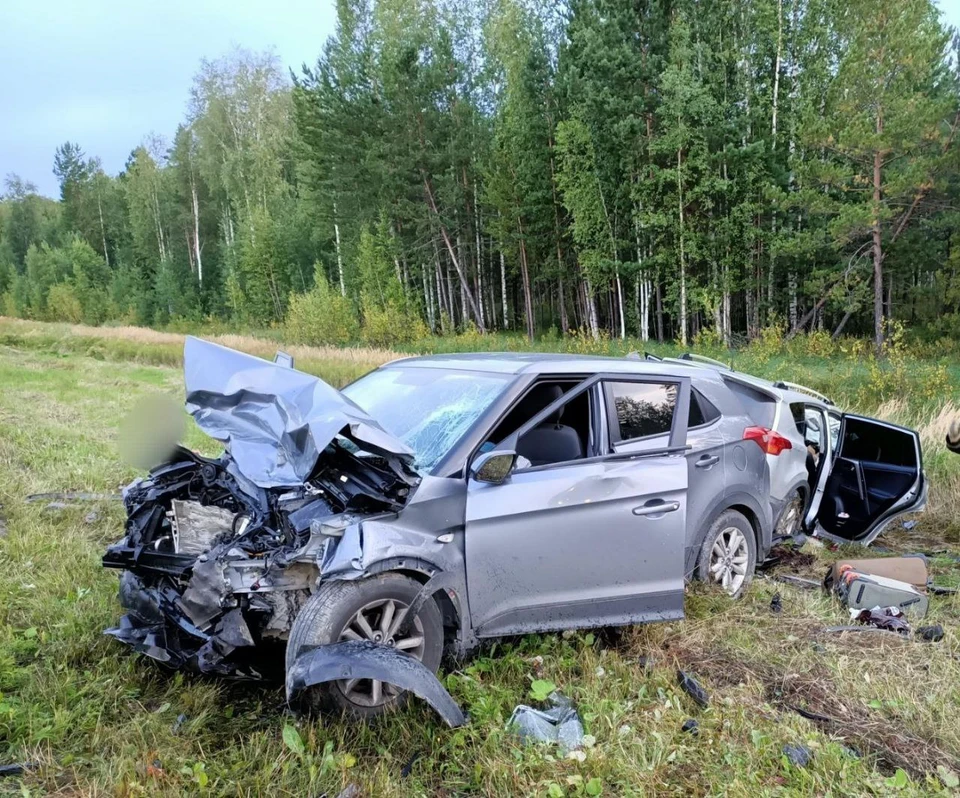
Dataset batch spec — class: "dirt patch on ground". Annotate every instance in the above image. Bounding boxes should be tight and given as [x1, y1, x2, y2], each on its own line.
[759, 545, 818, 575]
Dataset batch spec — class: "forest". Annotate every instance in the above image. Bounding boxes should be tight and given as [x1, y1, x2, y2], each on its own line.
[2, 0, 959, 351]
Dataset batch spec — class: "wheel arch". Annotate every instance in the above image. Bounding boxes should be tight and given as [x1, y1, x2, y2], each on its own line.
[356, 558, 464, 642]
[687, 491, 771, 576]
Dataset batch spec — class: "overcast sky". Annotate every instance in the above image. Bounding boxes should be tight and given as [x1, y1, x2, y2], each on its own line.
[0, 0, 337, 197]
[2, 0, 960, 199]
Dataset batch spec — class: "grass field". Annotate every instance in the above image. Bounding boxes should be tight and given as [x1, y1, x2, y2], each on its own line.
[2, 318, 960, 795]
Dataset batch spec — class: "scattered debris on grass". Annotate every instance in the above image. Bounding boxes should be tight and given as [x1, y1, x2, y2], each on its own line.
[172, 713, 187, 734]
[916, 624, 945, 642]
[0, 763, 30, 778]
[681, 718, 699, 736]
[677, 670, 709, 708]
[782, 744, 813, 767]
[770, 592, 783, 614]
[852, 607, 910, 635]
[400, 751, 421, 778]
[667, 639, 960, 779]
[508, 692, 584, 751]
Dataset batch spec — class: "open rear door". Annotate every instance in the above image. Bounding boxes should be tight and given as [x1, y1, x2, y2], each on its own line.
[813, 414, 926, 545]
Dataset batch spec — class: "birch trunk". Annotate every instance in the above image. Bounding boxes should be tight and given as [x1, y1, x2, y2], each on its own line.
[677, 147, 688, 347]
[333, 200, 346, 296]
[191, 179, 202, 284]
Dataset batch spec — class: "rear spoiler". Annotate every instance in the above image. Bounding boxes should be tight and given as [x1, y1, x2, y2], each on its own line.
[772, 380, 835, 406]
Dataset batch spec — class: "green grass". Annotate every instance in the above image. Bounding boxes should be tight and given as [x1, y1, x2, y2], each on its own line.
[2, 323, 960, 794]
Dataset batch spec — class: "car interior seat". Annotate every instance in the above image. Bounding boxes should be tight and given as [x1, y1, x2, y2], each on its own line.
[515, 384, 585, 466]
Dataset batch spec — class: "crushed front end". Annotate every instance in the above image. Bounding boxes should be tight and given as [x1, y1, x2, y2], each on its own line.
[102, 338, 419, 679]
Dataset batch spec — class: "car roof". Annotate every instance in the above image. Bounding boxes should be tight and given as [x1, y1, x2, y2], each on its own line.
[384, 352, 831, 408]
[384, 352, 714, 379]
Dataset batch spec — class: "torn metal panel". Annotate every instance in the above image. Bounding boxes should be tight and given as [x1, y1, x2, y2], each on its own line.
[183, 336, 416, 489]
[286, 640, 467, 728]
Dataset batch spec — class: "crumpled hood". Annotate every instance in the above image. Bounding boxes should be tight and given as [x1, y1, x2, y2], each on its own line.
[183, 337, 414, 488]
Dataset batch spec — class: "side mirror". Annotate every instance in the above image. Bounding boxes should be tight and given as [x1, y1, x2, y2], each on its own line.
[274, 351, 294, 368]
[470, 450, 518, 485]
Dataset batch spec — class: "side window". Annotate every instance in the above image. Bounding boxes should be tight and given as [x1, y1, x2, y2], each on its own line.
[606, 381, 677, 442]
[689, 389, 720, 428]
[804, 407, 824, 451]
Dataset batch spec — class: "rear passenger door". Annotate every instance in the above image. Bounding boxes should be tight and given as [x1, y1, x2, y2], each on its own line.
[609, 384, 726, 575]
[814, 415, 926, 544]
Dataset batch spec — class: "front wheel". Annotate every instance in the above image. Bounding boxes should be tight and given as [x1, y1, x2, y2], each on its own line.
[285, 573, 444, 720]
[695, 510, 757, 598]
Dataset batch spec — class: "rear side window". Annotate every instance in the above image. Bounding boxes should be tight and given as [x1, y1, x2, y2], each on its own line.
[689, 389, 721, 427]
[724, 379, 776, 428]
[790, 403, 806, 435]
[607, 381, 677, 441]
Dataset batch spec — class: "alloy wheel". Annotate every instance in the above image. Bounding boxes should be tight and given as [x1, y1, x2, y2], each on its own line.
[336, 598, 425, 707]
[709, 526, 749, 595]
[776, 494, 804, 538]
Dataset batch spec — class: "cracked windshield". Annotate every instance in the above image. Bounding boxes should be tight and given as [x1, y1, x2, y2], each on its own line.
[343, 368, 510, 472]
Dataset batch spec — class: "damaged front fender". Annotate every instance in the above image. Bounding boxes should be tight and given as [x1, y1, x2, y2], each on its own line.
[286, 640, 467, 728]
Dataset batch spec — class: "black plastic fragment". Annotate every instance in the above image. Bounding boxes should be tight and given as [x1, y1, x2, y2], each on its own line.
[677, 670, 709, 708]
[782, 744, 812, 767]
[681, 718, 699, 736]
[286, 640, 466, 728]
[916, 624, 945, 642]
[0, 763, 31, 778]
[770, 592, 783, 614]
[929, 584, 958, 596]
[400, 751, 421, 778]
[788, 704, 833, 724]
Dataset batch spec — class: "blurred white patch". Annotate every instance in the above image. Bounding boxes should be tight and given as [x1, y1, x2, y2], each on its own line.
[119, 393, 185, 470]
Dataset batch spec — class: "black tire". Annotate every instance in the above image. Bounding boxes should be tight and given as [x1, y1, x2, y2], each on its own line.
[775, 489, 805, 540]
[695, 509, 757, 598]
[285, 573, 443, 720]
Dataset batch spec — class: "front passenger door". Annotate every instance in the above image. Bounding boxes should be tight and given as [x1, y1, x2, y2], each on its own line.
[463, 376, 691, 638]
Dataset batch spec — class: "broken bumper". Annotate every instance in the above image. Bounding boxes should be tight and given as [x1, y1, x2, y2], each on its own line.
[286, 640, 466, 728]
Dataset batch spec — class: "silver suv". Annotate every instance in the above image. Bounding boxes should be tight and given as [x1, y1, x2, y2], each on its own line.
[102, 341, 910, 724]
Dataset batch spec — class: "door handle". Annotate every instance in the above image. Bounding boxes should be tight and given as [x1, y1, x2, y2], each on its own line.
[695, 455, 720, 469]
[633, 500, 681, 517]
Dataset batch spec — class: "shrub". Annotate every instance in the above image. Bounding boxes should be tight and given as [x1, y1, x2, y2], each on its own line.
[46, 283, 84, 323]
[361, 304, 428, 347]
[285, 278, 360, 346]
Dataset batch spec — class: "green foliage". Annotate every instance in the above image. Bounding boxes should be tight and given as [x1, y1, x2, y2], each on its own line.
[361, 303, 428, 347]
[285, 270, 359, 346]
[232, 210, 294, 324]
[529, 679, 556, 702]
[4, 0, 960, 350]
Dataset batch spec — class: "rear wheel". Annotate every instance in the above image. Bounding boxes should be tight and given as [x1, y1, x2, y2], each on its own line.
[775, 490, 805, 540]
[285, 574, 443, 720]
[695, 510, 757, 598]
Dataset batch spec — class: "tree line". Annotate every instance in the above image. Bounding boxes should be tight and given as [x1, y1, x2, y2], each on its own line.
[2, 0, 959, 350]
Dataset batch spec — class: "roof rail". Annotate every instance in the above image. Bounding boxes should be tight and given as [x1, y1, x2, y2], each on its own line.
[679, 352, 732, 370]
[772, 380, 835, 406]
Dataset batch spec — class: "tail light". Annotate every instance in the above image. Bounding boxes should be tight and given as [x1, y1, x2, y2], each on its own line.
[743, 426, 793, 456]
